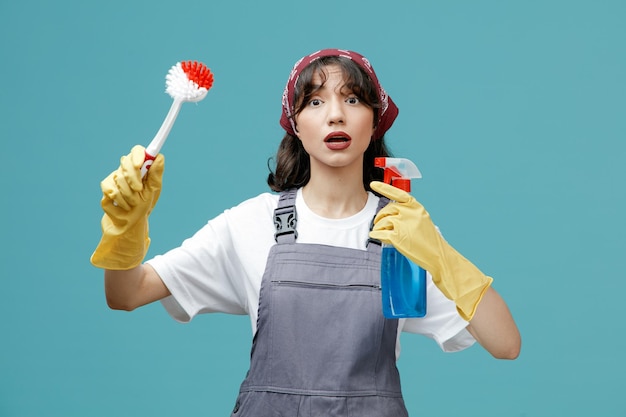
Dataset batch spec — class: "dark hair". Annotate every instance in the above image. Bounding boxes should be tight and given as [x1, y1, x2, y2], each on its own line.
[267, 56, 393, 192]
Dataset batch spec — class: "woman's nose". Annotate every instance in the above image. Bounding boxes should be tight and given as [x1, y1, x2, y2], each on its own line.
[326, 98, 345, 125]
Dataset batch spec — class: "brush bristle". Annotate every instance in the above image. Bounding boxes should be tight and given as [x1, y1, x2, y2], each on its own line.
[181, 61, 214, 90]
[165, 61, 214, 102]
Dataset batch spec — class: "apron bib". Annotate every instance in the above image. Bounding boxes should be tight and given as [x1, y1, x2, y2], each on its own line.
[232, 190, 408, 417]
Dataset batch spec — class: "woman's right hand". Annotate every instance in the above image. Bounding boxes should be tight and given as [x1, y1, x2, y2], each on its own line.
[91, 145, 165, 270]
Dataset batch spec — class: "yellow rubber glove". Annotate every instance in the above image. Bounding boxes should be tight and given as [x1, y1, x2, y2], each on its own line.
[90, 145, 164, 270]
[369, 181, 492, 321]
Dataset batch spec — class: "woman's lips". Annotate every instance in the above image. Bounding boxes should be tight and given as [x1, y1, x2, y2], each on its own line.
[324, 132, 352, 150]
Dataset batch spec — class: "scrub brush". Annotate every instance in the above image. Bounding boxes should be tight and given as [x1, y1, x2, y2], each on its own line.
[141, 60, 214, 176]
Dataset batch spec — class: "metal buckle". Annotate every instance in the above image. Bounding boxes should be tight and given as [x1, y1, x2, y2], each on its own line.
[274, 205, 298, 242]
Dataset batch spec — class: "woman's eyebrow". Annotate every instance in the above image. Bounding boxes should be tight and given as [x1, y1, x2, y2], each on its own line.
[339, 84, 356, 96]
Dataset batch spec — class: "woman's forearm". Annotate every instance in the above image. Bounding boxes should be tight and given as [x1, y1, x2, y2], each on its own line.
[466, 287, 521, 359]
[104, 264, 170, 311]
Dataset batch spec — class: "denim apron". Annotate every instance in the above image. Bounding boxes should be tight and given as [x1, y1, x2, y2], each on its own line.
[231, 190, 408, 417]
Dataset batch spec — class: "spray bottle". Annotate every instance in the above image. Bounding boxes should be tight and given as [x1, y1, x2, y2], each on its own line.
[374, 157, 427, 318]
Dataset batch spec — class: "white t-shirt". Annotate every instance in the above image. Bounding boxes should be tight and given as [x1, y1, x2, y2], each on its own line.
[147, 189, 475, 357]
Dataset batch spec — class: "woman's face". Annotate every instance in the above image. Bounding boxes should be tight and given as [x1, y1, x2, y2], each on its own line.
[294, 64, 375, 175]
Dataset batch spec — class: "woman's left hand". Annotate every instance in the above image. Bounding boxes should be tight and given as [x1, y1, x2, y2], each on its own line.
[369, 181, 492, 321]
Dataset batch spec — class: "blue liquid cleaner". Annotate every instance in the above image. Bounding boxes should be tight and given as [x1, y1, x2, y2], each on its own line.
[381, 245, 427, 318]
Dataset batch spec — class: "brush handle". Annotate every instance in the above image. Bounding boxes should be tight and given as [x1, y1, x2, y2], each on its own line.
[141, 99, 184, 177]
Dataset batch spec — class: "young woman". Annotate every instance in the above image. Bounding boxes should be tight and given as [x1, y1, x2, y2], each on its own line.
[92, 49, 520, 416]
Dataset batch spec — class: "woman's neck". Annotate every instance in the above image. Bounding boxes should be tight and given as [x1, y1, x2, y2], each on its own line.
[302, 169, 368, 219]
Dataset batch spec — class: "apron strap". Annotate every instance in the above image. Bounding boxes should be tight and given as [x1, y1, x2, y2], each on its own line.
[274, 189, 298, 244]
[366, 196, 390, 248]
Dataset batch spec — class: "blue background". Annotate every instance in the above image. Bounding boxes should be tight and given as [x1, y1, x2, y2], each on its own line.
[1, 1, 625, 416]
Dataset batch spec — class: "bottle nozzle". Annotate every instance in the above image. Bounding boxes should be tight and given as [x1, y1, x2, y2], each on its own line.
[374, 157, 422, 192]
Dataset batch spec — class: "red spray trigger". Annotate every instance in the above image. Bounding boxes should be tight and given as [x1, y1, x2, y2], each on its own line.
[375, 157, 422, 192]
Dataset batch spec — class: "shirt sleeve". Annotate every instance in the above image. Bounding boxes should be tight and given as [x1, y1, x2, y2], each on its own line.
[147, 216, 246, 322]
[399, 272, 476, 352]
[146, 193, 277, 323]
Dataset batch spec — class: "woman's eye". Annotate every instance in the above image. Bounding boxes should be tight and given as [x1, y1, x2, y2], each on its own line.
[309, 99, 322, 107]
[346, 96, 360, 104]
